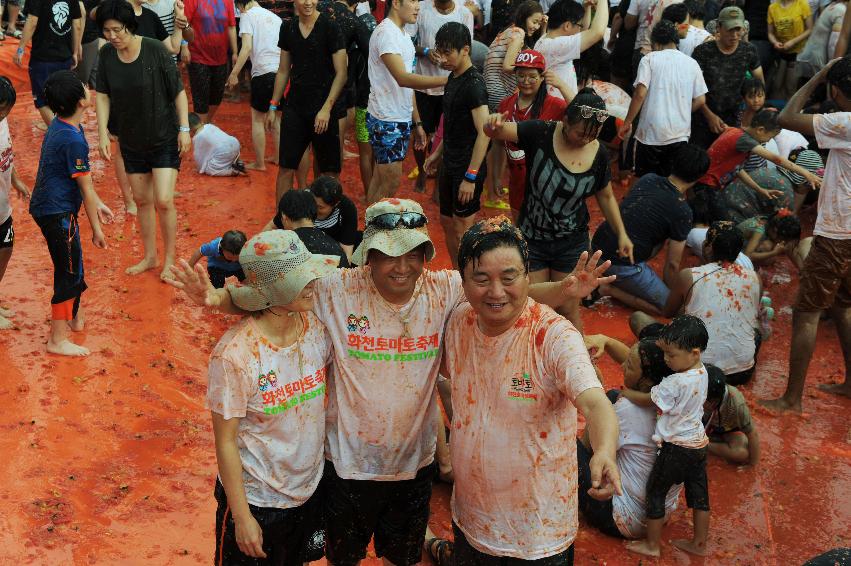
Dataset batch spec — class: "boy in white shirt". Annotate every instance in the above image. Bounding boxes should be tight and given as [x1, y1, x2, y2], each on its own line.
[189, 113, 246, 176]
[619, 21, 708, 177]
[621, 315, 711, 558]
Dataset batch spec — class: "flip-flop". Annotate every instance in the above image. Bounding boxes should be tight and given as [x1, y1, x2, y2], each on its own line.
[425, 537, 453, 566]
[8, 29, 22, 39]
[483, 199, 510, 210]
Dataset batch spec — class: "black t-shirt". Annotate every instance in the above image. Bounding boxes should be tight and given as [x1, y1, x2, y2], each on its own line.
[135, 7, 169, 41]
[294, 227, 350, 267]
[354, 13, 377, 108]
[442, 65, 489, 172]
[516, 120, 611, 240]
[97, 38, 184, 152]
[24, 0, 82, 62]
[81, 0, 100, 44]
[692, 41, 761, 124]
[315, 195, 359, 246]
[744, 0, 770, 40]
[592, 173, 693, 265]
[278, 13, 345, 114]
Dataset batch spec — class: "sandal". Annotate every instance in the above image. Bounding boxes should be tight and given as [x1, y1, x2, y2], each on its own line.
[425, 537, 453, 566]
[8, 29, 22, 39]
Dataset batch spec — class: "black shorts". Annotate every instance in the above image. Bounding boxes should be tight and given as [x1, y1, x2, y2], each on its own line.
[453, 523, 575, 565]
[526, 231, 590, 274]
[187, 62, 228, 114]
[250, 72, 277, 113]
[438, 166, 486, 218]
[414, 91, 444, 134]
[34, 212, 88, 307]
[325, 461, 434, 566]
[633, 140, 687, 178]
[645, 442, 709, 520]
[279, 105, 341, 173]
[575, 439, 623, 539]
[120, 140, 181, 174]
[0, 215, 13, 249]
[214, 480, 325, 566]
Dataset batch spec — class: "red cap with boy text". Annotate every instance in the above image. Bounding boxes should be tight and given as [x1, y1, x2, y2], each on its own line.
[514, 50, 547, 71]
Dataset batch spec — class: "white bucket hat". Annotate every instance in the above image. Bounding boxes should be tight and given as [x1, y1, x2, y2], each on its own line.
[351, 198, 435, 266]
[227, 230, 339, 311]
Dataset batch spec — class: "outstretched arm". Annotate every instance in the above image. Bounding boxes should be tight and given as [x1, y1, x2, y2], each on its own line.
[575, 387, 622, 500]
[166, 259, 249, 315]
[528, 250, 615, 307]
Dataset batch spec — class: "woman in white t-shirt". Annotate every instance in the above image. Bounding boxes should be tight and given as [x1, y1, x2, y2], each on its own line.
[579, 334, 682, 539]
[206, 230, 338, 563]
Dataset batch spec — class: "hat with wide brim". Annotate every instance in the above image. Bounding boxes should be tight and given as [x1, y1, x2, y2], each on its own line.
[351, 198, 436, 266]
[227, 230, 339, 311]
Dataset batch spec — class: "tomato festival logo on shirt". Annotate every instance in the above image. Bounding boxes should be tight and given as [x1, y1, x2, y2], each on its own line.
[347, 332, 440, 362]
[260, 366, 327, 415]
[508, 372, 537, 401]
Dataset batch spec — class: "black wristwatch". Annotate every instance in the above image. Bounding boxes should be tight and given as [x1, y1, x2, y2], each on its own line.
[413, 121, 423, 127]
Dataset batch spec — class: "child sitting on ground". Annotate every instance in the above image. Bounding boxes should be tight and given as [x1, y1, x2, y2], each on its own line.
[621, 315, 711, 557]
[28, 71, 114, 357]
[0, 76, 32, 330]
[189, 230, 247, 288]
[702, 365, 761, 466]
[189, 113, 246, 176]
[739, 208, 807, 269]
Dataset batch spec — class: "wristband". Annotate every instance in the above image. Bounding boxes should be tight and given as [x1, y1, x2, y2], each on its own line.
[178, 126, 191, 133]
[180, 39, 189, 46]
[413, 120, 423, 127]
[464, 169, 478, 182]
[16, 47, 25, 55]
[269, 104, 278, 111]
[270, 99, 279, 106]
[423, 47, 430, 57]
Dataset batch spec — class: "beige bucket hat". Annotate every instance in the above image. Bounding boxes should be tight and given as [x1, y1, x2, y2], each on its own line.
[228, 230, 339, 311]
[351, 198, 436, 266]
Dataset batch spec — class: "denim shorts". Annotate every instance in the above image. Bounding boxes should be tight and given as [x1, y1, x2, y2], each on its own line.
[367, 113, 411, 164]
[527, 232, 590, 274]
[605, 261, 670, 310]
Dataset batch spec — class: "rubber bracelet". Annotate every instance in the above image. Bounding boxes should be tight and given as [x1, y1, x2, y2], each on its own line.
[180, 39, 189, 46]
[269, 104, 278, 111]
[464, 172, 477, 182]
[413, 120, 423, 127]
[270, 99, 279, 106]
[178, 126, 191, 132]
[16, 47, 25, 55]
[423, 47, 430, 57]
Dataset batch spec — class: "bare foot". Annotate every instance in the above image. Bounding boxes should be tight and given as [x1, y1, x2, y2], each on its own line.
[245, 161, 266, 171]
[758, 397, 802, 413]
[818, 383, 851, 399]
[160, 262, 176, 282]
[625, 539, 661, 557]
[46, 339, 90, 357]
[267, 156, 279, 165]
[69, 315, 85, 332]
[125, 202, 138, 216]
[414, 179, 426, 193]
[672, 538, 708, 556]
[126, 257, 159, 276]
[0, 306, 15, 317]
[0, 315, 15, 330]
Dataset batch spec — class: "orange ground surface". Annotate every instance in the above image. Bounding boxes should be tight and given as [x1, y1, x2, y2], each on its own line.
[0, 43, 849, 565]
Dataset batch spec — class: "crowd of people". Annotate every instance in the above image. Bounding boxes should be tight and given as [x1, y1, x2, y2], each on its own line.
[0, 0, 850, 561]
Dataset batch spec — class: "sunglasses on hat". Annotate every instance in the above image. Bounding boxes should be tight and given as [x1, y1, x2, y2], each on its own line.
[578, 105, 609, 123]
[368, 212, 429, 230]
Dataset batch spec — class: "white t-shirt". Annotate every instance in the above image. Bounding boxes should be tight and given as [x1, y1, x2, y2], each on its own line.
[410, 0, 475, 96]
[368, 19, 418, 122]
[773, 128, 809, 160]
[686, 227, 755, 270]
[0, 119, 14, 225]
[686, 262, 761, 374]
[534, 34, 581, 100]
[445, 299, 602, 559]
[313, 267, 464, 480]
[678, 25, 713, 57]
[355, 1, 371, 16]
[207, 314, 333, 508]
[611, 397, 681, 539]
[650, 366, 709, 448]
[812, 112, 851, 239]
[193, 124, 241, 176]
[239, 5, 283, 77]
[627, 0, 657, 50]
[634, 48, 707, 145]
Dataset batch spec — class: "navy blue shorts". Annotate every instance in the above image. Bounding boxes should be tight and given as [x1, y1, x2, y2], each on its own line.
[367, 113, 411, 164]
[29, 59, 73, 109]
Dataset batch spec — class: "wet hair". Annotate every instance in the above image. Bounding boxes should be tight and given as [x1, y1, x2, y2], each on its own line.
[661, 3, 688, 25]
[514, 0, 545, 47]
[220, 230, 248, 255]
[671, 144, 710, 183]
[0, 76, 16, 109]
[188, 112, 202, 129]
[96, 0, 140, 34]
[434, 21, 471, 52]
[705, 364, 727, 403]
[741, 77, 766, 99]
[659, 314, 709, 352]
[565, 87, 607, 140]
[651, 20, 680, 47]
[638, 338, 673, 386]
[706, 220, 743, 262]
[577, 41, 611, 86]
[279, 188, 318, 222]
[309, 175, 343, 206]
[750, 108, 780, 132]
[827, 55, 851, 99]
[767, 213, 801, 241]
[457, 215, 529, 280]
[638, 322, 666, 341]
[546, 0, 585, 29]
[43, 71, 86, 118]
[684, 0, 705, 21]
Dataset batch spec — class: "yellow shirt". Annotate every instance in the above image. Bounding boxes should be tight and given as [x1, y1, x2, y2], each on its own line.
[768, 0, 812, 53]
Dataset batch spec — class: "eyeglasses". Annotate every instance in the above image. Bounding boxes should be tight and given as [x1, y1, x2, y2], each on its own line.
[368, 212, 428, 230]
[578, 104, 609, 123]
[102, 25, 127, 37]
[516, 74, 541, 84]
